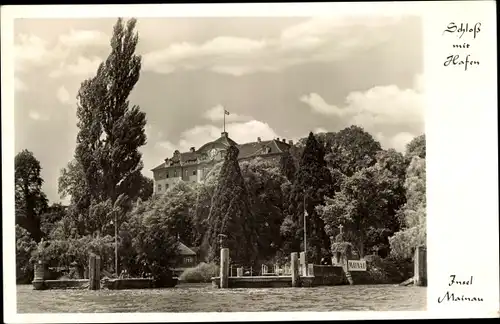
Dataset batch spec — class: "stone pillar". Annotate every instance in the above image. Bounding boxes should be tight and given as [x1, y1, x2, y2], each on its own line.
[237, 267, 243, 277]
[291, 252, 299, 287]
[414, 246, 427, 287]
[220, 248, 229, 288]
[299, 252, 307, 276]
[32, 260, 46, 290]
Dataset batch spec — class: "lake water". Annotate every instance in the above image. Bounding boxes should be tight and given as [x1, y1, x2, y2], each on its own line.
[17, 283, 426, 313]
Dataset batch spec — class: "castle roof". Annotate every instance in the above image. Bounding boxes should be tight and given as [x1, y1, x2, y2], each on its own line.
[151, 132, 291, 171]
[237, 139, 289, 159]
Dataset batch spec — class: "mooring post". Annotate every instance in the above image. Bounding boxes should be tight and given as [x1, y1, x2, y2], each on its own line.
[299, 251, 307, 276]
[89, 254, 96, 290]
[32, 260, 46, 290]
[414, 246, 427, 286]
[291, 252, 299, 287]
[94, 255, 101, 290]
[220, 248, 229, 288]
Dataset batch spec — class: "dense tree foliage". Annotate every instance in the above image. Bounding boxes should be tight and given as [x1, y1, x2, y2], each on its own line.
[15, 149, 49, 242]
[206, 145, 258, 265]
[126, 190, 184, 285]
[325, 125, 382, 177]
[389, 148, 426, 259]
[137, 175, 154, 201]
[16, 225, 38, 283]
[240, 158, 288, 261]
[281, 132, 334, 263]
[32, 235, 115, 278]
[317, 147, 406, 257]
[279, 150, 296, 182]
[58, 159, 89, 210]
[405, 134, 426, 160]
[40, 203, 67, 239]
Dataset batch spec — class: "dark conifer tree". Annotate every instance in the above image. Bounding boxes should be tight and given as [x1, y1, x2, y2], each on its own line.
[206, 145, 258, 266]
[279, 149, 296, 183]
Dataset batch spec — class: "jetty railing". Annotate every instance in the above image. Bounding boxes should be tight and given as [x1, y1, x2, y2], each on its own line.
[228, 263, 292, 277]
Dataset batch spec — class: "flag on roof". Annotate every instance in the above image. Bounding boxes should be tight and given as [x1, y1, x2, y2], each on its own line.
[224, 109, 230, 115]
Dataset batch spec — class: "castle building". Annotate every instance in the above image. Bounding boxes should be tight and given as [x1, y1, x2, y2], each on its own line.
[151, 131, 293, 195]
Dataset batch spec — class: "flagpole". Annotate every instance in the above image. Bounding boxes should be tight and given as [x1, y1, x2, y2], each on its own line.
[223, 108, 226, 133]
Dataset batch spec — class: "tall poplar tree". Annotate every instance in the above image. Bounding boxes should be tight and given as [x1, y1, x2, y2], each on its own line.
[75, 18, 146, 208]
[206, 145, 258, 266]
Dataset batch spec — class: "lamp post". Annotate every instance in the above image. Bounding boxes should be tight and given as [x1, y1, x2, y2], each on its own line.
[303, 194, 308, 257]
[218, 234, 227, 249]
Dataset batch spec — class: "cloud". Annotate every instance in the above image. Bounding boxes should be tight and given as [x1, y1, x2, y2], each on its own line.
[375, 131, 415, 152]
[300, 93, 351, 116]
[58, 29, 109, 48]
[314, 127, 328, 134]
[14, 34, 67, 72]
[301, 74, 424, 151]
[142, 16, 404, 76]
[49, 56, 102, 79]
[56, 86, 71, 104]
[28, 110, 49, 121]
[15, 29, 107, 76]
[203, 104, 253, 122]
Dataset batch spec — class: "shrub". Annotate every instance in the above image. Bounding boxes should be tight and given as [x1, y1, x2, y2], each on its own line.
[179, 262, 219, 283]
[16, 225, 37, 284]
[30, 235, 115, 278]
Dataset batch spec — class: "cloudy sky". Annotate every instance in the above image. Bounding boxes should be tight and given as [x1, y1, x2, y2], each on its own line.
[14, 16, 424, 204]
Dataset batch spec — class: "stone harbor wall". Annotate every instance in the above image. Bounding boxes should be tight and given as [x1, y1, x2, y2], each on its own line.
[308, 265, 347, 286]
[102, 278, 156, 290]
[43, 279, 89, 289]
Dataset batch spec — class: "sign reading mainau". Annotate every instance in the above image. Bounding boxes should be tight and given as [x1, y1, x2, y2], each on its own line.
[347, 260, 367, 271]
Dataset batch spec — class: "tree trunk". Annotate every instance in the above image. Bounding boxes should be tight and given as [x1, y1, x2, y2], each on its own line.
[357, 232, 365, 258]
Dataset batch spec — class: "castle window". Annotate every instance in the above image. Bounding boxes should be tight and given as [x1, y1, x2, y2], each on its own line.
[192, 170, 197, 175]
[158, 184, 162, 192]
[166, 171, 169, 178]
[174, 170, 177, 177]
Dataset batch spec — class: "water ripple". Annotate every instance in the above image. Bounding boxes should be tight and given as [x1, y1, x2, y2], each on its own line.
[17, 283, 426, 313]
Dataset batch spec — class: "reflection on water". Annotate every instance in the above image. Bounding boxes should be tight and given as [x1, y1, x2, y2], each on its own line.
[17, 283, 426, 313]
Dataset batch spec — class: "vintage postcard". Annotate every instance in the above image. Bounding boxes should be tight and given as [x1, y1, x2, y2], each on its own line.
[1, 2, 498, 322]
